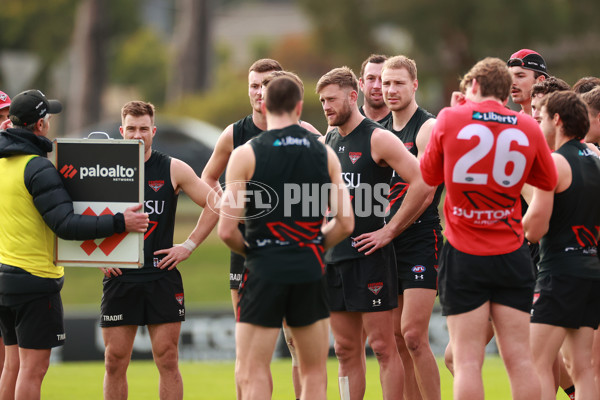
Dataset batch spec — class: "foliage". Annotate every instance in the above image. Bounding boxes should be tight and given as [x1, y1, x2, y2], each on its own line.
[110, 28, 169, 105]
[299, 0, 600, 109]
[0, 0, 79, 87]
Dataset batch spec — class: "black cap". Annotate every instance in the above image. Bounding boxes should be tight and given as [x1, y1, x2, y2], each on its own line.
[9, 89, 62, 126]
[507, 49, 549, 77]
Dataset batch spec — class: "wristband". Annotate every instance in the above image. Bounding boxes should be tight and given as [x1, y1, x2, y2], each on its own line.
[181, 239, 197, 252]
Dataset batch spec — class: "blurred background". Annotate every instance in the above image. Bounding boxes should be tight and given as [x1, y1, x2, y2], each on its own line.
[2, 0, 600, 142]
[1, 0, 598, 362]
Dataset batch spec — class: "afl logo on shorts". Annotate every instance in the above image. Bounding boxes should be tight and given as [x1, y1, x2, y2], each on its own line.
[175, 293, 184, 305]
[412, 265, 426, 273]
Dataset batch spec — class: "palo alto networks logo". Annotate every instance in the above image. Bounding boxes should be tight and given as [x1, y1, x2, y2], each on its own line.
[208, 180, 279, 221]
[60, 164, 78, 179]
[79, 207, 127, 256]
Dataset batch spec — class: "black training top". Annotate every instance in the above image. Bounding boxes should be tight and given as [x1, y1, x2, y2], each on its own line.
[382, 106, 443, 228]
[324, 118, 393, 263]
[233, 115, 262, 149]
[244, 124, 330, 283]
[118, 150, 178, 282]
[538, 139, 600, 278]
[359, 106, 392, 126]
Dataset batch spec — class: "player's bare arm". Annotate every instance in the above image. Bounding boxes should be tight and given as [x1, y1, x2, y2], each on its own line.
[321, 146, 354, 250]
[218, 145, 255, 255]
[299, 120, 322, 136]
[200, 124, 235, 193]
[523, 152, 568, 243]
[354, 128, 434, 255]
[154, 158, 221, 270]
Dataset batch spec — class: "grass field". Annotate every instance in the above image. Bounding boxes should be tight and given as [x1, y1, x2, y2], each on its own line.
[41, 356, 544, 399]
[54, 203, 571, 399]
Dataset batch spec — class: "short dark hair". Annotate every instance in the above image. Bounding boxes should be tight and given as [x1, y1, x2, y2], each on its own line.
[359, 54, 388, 79]
[572, 76, 600, 94]
[265, 77, 302, 115]
[581, 86, 600, 114]
[541, 91, 590, 140]
[121, 101, 155, 124]
[248, 59, 283, 74]
[316, 67, 358, 93]
[531, 76, 571, 98]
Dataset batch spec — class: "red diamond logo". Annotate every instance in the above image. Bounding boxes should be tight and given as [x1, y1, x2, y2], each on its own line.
[79, 207, 128, 256]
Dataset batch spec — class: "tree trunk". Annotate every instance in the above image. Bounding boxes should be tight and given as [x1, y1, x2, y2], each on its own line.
[168, 0, 212, 102]
[66, 0, 107, 137]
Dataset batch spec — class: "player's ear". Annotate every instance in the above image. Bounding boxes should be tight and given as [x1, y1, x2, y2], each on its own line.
[119, 126, 125, 138]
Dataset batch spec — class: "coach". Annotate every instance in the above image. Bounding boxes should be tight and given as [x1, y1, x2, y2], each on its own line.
[0, 89, 148, 399]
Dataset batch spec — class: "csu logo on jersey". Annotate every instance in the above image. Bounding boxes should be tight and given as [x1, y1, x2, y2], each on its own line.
[472, 111, 517, 125]
[349, 152, 362, 164]
[412, 265, 426, 273]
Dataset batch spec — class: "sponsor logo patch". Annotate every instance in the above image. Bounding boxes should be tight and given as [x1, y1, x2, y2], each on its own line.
[59, 164, 78, 179]
[149, 180, 164, 192]
[368, 282, 383, 295]
[412, 265, 426, 273]
[472, 111, 517, 125]
[349, 152, 362, 164]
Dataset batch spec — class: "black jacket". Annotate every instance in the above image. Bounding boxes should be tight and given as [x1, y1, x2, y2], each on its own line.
[0, 128, 126, 239]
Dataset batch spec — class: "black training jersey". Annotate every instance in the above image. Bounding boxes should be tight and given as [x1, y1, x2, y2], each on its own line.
[382, 107, 443, 227]
[325, 118, 393, 263]
[359, 105, 392, 126]
[538, 140, 600, 278]
[119, 150, 178, 282]
[244, 125, 330, 283]
[233, 115, 262, 149]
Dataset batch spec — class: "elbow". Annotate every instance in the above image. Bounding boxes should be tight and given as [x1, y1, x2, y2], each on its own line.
[217, 221, 236, 245]
[342, 215, 355, 237]
[524, 223, 548, 244]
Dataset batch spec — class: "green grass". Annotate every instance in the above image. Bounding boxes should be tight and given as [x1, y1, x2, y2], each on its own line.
[42, 356, 554, 400]
[60, 204, 233, 311]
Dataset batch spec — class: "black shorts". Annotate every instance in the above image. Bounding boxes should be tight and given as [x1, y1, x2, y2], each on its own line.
[326, 244, 398, 312]
[100, 269, 185, 327]
[230, 251, 245, 290]
[0, 292, 65, 349]
[531, 274, 600, 329]
[438, 241, 535, 316]
[394, 225, 442, 293]
[237, 271, 329, 328]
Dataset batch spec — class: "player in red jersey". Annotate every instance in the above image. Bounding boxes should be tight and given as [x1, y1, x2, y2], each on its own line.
[420, 57, 557, 400]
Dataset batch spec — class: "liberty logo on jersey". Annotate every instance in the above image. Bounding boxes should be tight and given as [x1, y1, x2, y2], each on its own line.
[349, 152, 362, 164]
[472, 111, 517, 125]
[149, 180, 164, 192]
[368, 282, 383, 295]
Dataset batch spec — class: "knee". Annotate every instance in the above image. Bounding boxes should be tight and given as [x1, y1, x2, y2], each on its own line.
[444, 344, 454, 375]
[104, 348, 131, 376]
[402, 328, 426, 354]
[153, 346, 179, 372]
[334, 339, 361, 364]
[368, 337, 396, 361]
